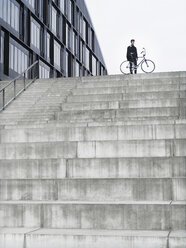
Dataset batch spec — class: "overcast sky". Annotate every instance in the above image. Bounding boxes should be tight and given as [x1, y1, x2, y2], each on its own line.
[85, 0, 186, 75]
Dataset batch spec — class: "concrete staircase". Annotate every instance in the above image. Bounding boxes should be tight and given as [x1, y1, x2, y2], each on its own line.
[0, 72, 186, 248]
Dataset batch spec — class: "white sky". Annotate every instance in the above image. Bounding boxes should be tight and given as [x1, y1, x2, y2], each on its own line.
[85, 0, 186, 75]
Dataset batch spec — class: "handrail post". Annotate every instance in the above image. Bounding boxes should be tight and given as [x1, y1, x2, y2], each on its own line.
[37, 61, 39, 79]
[2, 89, 5, 110]
[24, 72, 26, 90]
[14, 80, 16, 99]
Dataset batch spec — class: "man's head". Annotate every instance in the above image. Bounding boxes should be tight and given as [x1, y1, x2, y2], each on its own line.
[131, 39, 135, 46]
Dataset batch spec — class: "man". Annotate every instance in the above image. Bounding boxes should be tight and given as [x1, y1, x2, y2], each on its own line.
[127, 39, 138, 74]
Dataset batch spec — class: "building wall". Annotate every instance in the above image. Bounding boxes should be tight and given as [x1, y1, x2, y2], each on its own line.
[0, 0, 107, 81]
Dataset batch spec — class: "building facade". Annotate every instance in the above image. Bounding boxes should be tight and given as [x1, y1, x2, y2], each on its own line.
[0, 0, 107, 81]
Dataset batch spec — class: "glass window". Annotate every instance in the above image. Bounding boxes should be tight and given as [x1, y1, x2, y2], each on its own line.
[11, 2, 15, 29]
[82, 42, 85, 64]
[7, 0, 11, 25]
[21, 52, 25, 72]
[0, 0, 2, 19]
[52, 7, 57, 34]
[59, 0, 65, 14]
[86, 23, 89, 44]
[3, 0, 7, 23]
[10, 44, 14, 69]
[101, 66, 104, 76]
[39, 61, 50, 79]
[14, 5, 19, 31]
[14, 47, 18, 73]
[82, 19, 86, 41]
[85, 47, 89, 71]
[66, 24, 71, 50]
[75, 61, 79, 77]
[46, 33, 50, 60]
[54, 40, 61, 68]
[76, 8, 79, 32]
[67, 0, 72, 23]
[91, 30, 95, 51]
[18, 49, 22, 74]
[80, 14, 83, 37]
[66, 24, 68, 47]
[0, 32, 4, 64]
[97, 61, 100, 75]
[72, 31, 75, 55]
[75, 35, 78, 57]
[0, 0, 20, 32]
[25, 0, 35, 9]
[65, 50, 68, 76]
[79, 40, 82, 62]
[31, 17, 40, 50]
[92, 55, 97, 76]
[9, 38, 28, 74]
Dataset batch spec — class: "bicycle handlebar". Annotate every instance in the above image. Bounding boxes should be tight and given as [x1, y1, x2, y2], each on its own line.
[141, 48, 146, 55]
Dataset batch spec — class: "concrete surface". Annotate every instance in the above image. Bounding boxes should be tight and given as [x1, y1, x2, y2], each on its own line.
[0, 71, 186, 247]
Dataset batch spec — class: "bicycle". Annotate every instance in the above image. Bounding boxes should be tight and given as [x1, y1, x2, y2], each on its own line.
[120, 48, 155, 74]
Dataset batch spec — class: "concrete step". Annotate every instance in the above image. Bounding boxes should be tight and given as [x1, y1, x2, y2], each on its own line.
[2, 228, 184, 248]
[1, 124, 186, 143]
[4, 107, 62, 113]
[56, 107, 183, 121]
[0, 157, 185, 179]
[62, 99, 185, 111]
[3, 119, 186, 130]
[0, 201, 185, 230]
[0, 113, 55, 118]
[80, 71, 186, 82]
[66, 157, 186, 179]
[77, 77, 186, 88]
[0, 141, 77, 159]
[0, 139, 185, 159]
[1, 178, 185, 201]
[169, 231, 186, 248]
[72, 84, 186, 95]
[67, 91, 186, 102]
[0, 120, 49, 126]
[0, 116, 180, 127]
[0, 159, 66, 179]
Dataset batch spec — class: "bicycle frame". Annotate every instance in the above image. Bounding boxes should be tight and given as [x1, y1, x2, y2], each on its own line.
[131, 55, 146, 69]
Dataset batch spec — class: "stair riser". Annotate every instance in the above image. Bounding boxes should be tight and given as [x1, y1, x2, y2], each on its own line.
[72, 84, 186, 95]
[67, 157, 186, 179]
[0, 233, 170, 248]
[0, 157, 185, 179]
[1, 157, 185, 179]
[1, 125, 185, 143]
[0, 140, 185, 159]
[3, 119, 186, 129]
[77, 78, 186, 88]
[0, 203, 184, 230]
[1, 178, 184, 201]
[67, 91, 186, 102]
[62, 99, 186, 111]
[0, 159, 66, 179]
[57, 108, 182, 121]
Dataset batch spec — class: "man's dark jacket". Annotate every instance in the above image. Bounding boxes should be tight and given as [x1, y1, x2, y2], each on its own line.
[127, 45, 138, 61]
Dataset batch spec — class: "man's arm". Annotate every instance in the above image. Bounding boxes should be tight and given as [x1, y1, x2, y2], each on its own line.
[135, 47, 138, 59]
[126, 46, 130, 60]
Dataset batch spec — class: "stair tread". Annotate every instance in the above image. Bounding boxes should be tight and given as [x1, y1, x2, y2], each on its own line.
[0, 228, 171, 237]
[0, 200, 175, 204]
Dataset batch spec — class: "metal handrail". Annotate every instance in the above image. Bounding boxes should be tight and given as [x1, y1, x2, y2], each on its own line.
[0, 60, 39, 112]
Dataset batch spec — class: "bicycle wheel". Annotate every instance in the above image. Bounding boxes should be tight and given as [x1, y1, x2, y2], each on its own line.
[120, 60, 131, 74]
[141, 59, 155, 73]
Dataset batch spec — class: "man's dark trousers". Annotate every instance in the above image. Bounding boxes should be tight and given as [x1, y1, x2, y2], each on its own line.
[129, 57, 137, 74]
